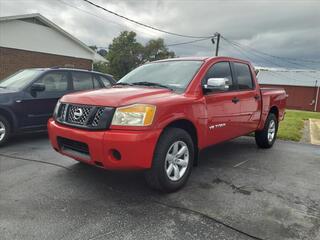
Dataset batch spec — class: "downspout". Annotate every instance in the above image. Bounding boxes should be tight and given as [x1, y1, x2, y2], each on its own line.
[315, 80, 319, 112]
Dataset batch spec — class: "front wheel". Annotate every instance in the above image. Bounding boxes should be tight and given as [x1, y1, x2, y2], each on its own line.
[144, 127, 194, 192]
[255, 113, 278, 148]
[0, 115, 10, 147]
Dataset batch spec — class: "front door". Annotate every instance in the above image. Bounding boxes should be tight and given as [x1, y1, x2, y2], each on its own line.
[20, 71, 71, 128]
[203, 61, 242, 145]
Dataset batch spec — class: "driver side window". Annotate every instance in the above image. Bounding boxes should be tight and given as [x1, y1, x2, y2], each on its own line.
[36, 72, 68, 92]
[203, 62, 235, 91]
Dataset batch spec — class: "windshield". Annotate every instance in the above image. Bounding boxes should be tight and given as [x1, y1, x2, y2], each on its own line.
[118, 60, 203, 92]
[0, 69, 43, 90]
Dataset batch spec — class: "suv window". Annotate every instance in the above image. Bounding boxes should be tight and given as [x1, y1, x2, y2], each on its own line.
[234, 63, 253, 90]
[36, 72, 68, 92]
[204, 62, 235, 91]
[72, 72, 96, 90]
[99, 75, 112, 87]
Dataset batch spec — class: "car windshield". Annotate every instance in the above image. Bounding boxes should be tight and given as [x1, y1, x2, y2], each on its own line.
[0, 69, 43, 90]
[117, 60, 203, 92]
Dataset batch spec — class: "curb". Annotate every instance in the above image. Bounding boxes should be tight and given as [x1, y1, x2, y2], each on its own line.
[309, 119, 320, 145]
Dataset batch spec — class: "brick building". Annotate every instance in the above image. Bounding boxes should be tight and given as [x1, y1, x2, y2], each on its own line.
[0, 13, 106, 79]
[257, 68, 320, 112]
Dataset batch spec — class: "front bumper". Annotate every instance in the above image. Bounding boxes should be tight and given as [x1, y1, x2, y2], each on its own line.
[48, 119, 162, 169]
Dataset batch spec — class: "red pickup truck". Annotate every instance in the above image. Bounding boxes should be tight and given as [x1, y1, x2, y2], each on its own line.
[48, 57, 286, 192]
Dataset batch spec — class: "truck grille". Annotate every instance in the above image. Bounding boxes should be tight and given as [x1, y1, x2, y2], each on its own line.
[67, 105, 92, 125]
[92, 108, 105, 127]
[55, 103, 115, 130]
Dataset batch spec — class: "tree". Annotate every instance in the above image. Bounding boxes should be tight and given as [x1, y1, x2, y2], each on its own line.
[105, 31, 176, 80]
[143, 38, 175, 62]
[106, 31, 144, 80]
[93, 61, 109, 74]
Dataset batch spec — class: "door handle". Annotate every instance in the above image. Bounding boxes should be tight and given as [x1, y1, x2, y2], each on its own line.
[232, 97, 240, 104]
[254, 95, 260, 100]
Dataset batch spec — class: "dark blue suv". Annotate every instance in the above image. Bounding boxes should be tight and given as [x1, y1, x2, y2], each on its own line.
[0, 68, 115, 146]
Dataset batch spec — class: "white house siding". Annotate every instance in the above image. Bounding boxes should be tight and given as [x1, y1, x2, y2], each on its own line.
[0, 19, 93, 60]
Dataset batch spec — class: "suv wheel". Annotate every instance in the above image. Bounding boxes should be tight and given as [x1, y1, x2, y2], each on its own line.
[255, 113, 278, 148]
[0, 115, 10, 146]
[144, 127, 194, 192]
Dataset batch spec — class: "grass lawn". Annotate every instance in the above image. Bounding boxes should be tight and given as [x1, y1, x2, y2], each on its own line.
[278, 109, 320, 141]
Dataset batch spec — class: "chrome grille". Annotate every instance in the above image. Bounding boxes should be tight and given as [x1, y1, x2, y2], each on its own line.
[67, 105, 93, 125]
[92, 108, 104, 127]
[55, 103, 115, 130]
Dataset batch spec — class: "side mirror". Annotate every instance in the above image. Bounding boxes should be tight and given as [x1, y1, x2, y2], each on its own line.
[203, 78, 229, 91]
[31, 83, 46, 92]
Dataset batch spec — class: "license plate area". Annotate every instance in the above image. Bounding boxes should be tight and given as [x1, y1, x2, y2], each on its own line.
[57, 137, 90, 160]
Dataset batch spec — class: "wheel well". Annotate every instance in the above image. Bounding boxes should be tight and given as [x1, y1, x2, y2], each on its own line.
[0, 109, 14, 132]
[164, 119, 199, 166]
[269, 106, 279, 120]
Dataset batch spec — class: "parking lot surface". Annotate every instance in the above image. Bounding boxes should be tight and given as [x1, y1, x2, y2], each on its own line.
[0, 134, 319, 240]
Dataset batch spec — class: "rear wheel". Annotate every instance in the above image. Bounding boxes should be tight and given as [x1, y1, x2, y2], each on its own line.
[0, 115, 10, 147]
[255, 113, 278, 148]
[144, 128, 194, 192]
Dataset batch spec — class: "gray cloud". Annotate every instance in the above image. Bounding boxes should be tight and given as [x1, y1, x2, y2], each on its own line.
[1, 0, 319, 69]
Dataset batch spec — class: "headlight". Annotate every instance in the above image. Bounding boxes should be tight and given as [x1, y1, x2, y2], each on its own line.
[111, 104, 156, 126]
[53, 100, 61, 119]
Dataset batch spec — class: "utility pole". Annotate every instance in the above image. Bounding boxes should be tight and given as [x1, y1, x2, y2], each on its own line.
[215, 32, 221, 56]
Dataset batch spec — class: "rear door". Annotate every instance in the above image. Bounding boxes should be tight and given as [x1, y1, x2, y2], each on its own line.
[203, 61, 243, 145]
[71, 72, 101, 91]
[96, 74, 113, 88]
[21, 70, 71, 128]
[231, 62, 262, 135]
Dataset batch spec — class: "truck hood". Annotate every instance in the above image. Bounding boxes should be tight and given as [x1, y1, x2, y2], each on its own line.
[61, 86, 177, 107]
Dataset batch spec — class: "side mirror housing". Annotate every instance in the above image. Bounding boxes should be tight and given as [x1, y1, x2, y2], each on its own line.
[31, 83, 46, 92]
[203, 78, 229, 91]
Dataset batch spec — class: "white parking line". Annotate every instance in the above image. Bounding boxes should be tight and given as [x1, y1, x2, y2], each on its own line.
[233, 160, 249, 168]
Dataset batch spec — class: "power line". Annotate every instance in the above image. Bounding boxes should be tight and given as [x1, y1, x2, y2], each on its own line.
[221, 36, 320, 64]
[57, 0, 160, 38]
[222, 37, 320, 81]
[166, 37, 212, 47]
[82, 0, 214, 39]
[222, 39, 310, 83]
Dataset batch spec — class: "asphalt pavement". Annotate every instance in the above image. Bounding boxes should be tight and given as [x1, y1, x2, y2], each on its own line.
[0, 133, 319, 240]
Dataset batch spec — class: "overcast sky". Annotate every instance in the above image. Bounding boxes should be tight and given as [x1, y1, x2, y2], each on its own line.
[1, 0, 319, 69]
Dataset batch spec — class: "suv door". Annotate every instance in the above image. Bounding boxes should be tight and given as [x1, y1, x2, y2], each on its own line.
[203, 61, 243, 145]
[231, 62, 261, 135]
[20, 71, 71, 128]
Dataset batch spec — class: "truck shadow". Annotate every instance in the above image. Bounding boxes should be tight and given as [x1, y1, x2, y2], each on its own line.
[65, 136, 258, 196]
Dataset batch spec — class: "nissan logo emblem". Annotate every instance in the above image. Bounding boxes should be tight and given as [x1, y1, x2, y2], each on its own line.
[74, 108, 83, 120]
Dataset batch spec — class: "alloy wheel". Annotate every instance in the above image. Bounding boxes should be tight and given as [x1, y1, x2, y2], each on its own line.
[268, 119, 276, 143]
[165, 141, 189, 181]
[0, 121, 6, 142]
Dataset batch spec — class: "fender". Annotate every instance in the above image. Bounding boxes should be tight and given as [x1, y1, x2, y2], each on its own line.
[0, 107, 19, 132]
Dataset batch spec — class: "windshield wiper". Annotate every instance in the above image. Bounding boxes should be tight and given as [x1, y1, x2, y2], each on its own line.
[0, 86, 6, 89]
[132, 82, 173, 91]
[114, 82, 134, 86]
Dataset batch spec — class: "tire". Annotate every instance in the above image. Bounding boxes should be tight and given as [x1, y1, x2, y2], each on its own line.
[255, 113, 278, 149]
[0, 115, 10, 147]
[144, 127, 194, 193]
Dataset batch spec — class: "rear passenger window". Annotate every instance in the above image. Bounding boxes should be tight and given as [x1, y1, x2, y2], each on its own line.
[99, 75, 112, 88]
[234, 63, 253, 90]
[204, 62, 235, 91]
[72, 72, 94, 90]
